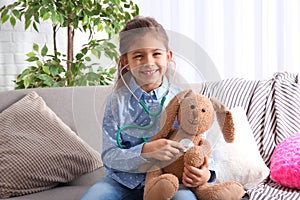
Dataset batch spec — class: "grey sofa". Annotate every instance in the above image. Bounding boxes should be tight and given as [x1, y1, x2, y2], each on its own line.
[0, 86, 111, 200]
[1, 71, 300, 200]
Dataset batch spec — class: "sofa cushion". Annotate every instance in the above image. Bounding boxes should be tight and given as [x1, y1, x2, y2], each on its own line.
[6, 186, 90, 200]
[270, 133, 300, 189]
[0, 91, 102, 198]
[208, 106, 269, 190]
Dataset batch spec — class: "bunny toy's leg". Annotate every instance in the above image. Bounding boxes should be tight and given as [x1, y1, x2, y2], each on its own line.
[192, 182, 245, 200]
[144, 170, 179, 200]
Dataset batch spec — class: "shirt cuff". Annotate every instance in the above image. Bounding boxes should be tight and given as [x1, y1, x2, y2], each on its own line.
[130, 142, 150, 163]
[208, 170, 216, 183]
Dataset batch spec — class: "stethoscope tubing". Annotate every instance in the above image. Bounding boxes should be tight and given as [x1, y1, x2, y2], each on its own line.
[116, 61, 176, 149]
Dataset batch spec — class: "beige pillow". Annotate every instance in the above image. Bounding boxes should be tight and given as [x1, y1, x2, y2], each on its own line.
[207, 107, 270, 190]
[0, 91, 102, 198]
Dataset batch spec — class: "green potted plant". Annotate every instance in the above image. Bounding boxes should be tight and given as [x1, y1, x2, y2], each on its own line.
[0, 0, 139, 88]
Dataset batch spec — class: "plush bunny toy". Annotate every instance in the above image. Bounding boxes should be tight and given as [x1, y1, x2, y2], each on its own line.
[143, 90, 245, 200]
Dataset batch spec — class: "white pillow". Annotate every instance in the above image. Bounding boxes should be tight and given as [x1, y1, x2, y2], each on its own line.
[207, 107, 270, 190]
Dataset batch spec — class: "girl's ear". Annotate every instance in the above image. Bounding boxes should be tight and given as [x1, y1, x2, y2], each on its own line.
[120, 55, 129, 69]
[167, 50, 173, 65]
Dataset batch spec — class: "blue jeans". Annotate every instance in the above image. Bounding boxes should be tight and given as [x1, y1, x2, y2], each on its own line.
[80, 177, 197, 200]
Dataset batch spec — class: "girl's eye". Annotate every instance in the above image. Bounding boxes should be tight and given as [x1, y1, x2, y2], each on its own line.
[153, 52, 162, 56]
[134, 55, 142, 59]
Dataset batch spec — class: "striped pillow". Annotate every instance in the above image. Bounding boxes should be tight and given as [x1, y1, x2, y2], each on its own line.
[0, 91, 102, 198]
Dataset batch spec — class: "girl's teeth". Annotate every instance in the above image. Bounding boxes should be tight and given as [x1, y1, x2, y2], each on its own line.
[143, 70, 156, 74]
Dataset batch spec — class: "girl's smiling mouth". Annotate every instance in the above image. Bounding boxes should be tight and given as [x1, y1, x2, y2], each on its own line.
[140, 69, 159, 76]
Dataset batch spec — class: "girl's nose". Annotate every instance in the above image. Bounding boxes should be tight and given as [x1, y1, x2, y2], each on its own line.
[144, 54, 155, 65]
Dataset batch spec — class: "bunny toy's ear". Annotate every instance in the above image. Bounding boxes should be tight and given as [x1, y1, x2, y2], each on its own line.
[210, 98, 235, 143]
[151, 90, 193, 141]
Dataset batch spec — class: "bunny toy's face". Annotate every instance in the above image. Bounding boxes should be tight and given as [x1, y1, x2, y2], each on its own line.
[178, 94, 214, 135]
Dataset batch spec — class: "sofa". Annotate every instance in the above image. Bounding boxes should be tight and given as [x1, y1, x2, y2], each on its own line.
[0, 85, 111, 200]
[0, 71, 299, 200]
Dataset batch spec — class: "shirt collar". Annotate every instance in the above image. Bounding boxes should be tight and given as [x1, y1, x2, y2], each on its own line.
[127, 75, 170, 100]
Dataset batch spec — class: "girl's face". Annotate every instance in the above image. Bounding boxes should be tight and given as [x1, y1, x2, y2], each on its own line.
[123, 33, 172, 93]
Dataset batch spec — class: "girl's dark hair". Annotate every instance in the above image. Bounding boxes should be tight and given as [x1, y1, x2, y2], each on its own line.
[119, 16, 169, 55]
[115, 16, 169, 88]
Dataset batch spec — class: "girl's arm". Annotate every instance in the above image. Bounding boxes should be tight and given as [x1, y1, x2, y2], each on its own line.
[101, 96, 184, 172]
[101, 99, 148, 173]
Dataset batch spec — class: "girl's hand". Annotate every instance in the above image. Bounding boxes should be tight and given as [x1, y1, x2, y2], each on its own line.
[142, 139, 185, 161]
[182, 156, 210, 187]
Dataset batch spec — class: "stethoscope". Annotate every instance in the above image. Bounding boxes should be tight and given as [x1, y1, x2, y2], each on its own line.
[116, 63, 173, 149]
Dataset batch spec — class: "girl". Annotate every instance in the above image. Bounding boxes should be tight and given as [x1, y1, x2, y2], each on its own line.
[80, 16, 215, 200]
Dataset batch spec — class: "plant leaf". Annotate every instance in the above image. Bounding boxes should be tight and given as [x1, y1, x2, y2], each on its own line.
[85, 56, 91, 61]
[26, 56, 39, 62]
[24, 18, 31, 30]
[41, 44, 48, 56]
[87, 72, 99, 81]
[1, 14, 9, 23]
[24, 75, 33, 88]
[33, 43, 39, 51]
[12, 9, 21, 20]
[49, 65, 59, 76]
[42, 12, 51, 21]
[33, 21, 39, 32]
[36, 60, 43, 67]
[10, 16, 16, 27]
[42, 66, 50, 75]
[26, 52, 36, 57]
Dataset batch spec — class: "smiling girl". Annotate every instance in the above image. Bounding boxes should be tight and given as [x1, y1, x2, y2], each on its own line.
[80, 16, 214, 200]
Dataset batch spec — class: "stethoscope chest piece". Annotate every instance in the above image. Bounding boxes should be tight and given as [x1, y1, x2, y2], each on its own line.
[179, 138, 194, 152]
